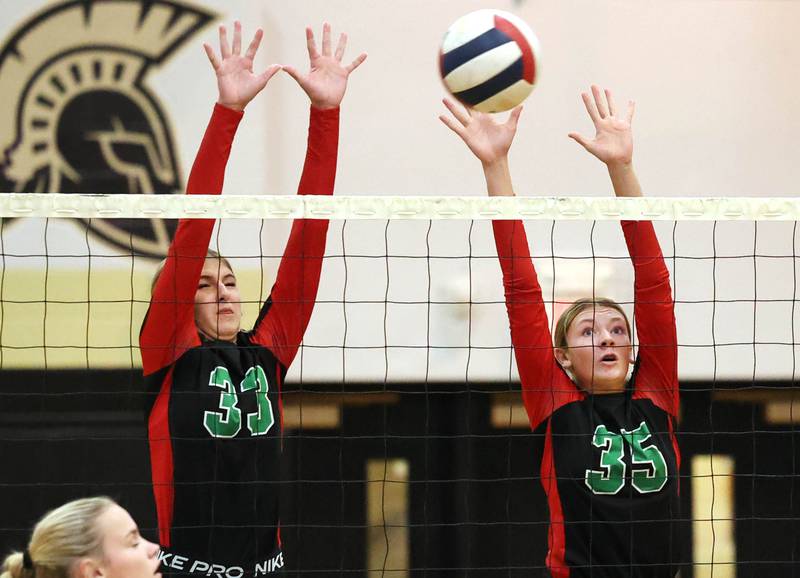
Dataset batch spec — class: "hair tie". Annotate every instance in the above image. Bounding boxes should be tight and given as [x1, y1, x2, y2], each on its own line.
[22, 550, 33, 571]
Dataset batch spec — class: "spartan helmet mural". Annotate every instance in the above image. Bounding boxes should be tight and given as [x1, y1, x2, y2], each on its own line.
[0, 0, 215, 257]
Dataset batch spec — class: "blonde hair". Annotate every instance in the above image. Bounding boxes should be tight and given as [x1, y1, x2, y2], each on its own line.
[553, 297, 631, 351]
[1, 497, 115, 578]
[150, 249, 234, 295]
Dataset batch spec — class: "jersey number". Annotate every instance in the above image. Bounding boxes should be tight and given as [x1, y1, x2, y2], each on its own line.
[203, 366, 275, 438]
[584, 421, 668, 495]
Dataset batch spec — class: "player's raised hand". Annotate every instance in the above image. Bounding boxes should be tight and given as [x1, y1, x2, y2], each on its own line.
[283, 23, 367, 110]
[568, 85, 634, 167]
[439, 98, 523, 166]
[203, 21, 281, 112]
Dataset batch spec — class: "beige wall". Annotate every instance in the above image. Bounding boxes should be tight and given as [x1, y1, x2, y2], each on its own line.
[253, 0, 800, 199]
[4, 0, 799, 197]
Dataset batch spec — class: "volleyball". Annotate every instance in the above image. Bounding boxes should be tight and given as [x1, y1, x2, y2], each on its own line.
[439, 9, 541, 113]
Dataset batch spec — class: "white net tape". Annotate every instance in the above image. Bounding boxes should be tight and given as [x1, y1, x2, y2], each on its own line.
[3, 193, 800, 221]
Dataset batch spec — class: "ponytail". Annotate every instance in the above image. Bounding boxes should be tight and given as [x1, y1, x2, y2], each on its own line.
[1, 497, 115, 578]
[0, 552, 27, 578]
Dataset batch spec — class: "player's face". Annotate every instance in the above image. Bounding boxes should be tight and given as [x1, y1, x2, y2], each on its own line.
[555, 306, 634, 394]
[194, 258, 242, 342]
[90, 504, 161, 578]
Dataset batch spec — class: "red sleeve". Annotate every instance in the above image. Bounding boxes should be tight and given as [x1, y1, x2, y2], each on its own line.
[624, 220, 679, 416]
[493, 220, 581, 430]
[250, 106, 339, 367]
[140, 104, 243, 375]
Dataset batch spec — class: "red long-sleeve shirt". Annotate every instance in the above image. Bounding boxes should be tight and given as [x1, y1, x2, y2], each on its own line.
[140, 103, 339, 573]
[493, 219, 682, 577]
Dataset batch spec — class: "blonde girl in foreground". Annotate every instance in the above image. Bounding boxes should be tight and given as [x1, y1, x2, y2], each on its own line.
[1, 497, 160, 578]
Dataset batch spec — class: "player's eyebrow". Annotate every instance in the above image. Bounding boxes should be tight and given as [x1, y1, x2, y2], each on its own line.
[575, 315, 626, 326]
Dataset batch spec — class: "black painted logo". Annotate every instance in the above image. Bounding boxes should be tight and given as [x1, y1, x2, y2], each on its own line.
[0, 0, 215, 257]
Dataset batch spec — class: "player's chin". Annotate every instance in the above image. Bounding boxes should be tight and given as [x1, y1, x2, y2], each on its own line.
[595, 361, 623, 375]
[594, 364, 627, 383]
[216, 318, 241, 336]
[217, 313, 241, 329]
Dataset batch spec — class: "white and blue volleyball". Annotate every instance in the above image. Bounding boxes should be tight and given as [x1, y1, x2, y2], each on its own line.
[440, 10, 541, 113]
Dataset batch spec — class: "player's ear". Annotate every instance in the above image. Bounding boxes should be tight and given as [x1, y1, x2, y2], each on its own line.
[76, 557, 103, 578]
[554, 347, 571, 369]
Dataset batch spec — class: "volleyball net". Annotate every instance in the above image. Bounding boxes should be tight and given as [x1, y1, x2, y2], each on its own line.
[2, 193, 800, 576]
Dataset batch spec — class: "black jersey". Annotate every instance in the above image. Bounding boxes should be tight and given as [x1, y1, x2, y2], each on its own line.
[145, 336, 286, 574]
[493, 220, 682, 577]
[542, 392, 682, 576]
[141, 103, 339, 575]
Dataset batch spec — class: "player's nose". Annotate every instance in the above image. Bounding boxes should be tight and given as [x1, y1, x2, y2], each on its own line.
[146, 539, 159, 558]
[217, 280, 229, 301]
[598, 328, 615, 346]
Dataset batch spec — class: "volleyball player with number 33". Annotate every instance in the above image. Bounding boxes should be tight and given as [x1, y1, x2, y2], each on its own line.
[441, 87, 682, 577]
[139, 21, 365, 576]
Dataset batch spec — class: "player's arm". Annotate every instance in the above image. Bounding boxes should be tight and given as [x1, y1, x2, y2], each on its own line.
[570, 86, 678, 415]
[439, 100, 578, 429]
[623, 221, 677, 415]
[251, 24, 366, 367]
[141, 22, 279, 375]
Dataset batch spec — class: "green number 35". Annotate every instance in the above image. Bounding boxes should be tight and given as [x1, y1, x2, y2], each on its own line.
[584, 421, 668, 495]
[203, 366, 275, 438]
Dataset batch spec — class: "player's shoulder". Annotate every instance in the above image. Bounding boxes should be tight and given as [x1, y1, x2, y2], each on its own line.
[630, 392, 676, 421]
[238, 331, 281, 359]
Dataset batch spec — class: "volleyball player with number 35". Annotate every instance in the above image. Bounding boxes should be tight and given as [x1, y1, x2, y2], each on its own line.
[440, 87, 682, 576]
[139, 21, 365, 576]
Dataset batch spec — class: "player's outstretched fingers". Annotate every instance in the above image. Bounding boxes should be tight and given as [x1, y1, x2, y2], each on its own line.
[345, 52, 367, 74]
[322, 22, 332, 56]
[334, 33, 347, 61]
[604, 89, 616, 117]
[257, 64, 282, 88]
[245, 28, 264, 62]
[305, 26, 320, 60]
[282, 65, 302, 85]
[591, 85, 608, 118]
[581, 91, 599, 124]
[626, 100, 636, 124]
[439, 113, 467, 140]
[219, 24, 231, 59]
[232, 21, 242, 55]
[443, 98, 470, 126]
[567, 131, 591, 150]
[507, 105, 523, 130]
[203, 43, 221, 71]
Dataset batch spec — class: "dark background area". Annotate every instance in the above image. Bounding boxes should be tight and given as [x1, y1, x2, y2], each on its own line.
[2, 370, 800, 576]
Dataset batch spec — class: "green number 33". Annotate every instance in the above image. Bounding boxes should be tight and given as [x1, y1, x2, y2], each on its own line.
[203, 366, 275, 438]
[584, 421, 668, 495]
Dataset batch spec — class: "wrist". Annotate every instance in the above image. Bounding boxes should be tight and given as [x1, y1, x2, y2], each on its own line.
[218, 100, 245, 112]
[482, 157, 514, 197]
[310, 98, 340, 110]
[607, 161, 643, 198]
[310, 102, 339, 111]
[606, 159, 634, 175]
[481, 156, 508, 172]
